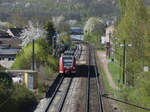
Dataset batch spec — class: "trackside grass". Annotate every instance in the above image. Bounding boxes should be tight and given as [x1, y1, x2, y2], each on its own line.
[107, 59, 150, 112]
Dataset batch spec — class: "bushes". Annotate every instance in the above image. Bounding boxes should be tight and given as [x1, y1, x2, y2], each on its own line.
[0, 72, 37, 112]
[84, 32, 102, 49]
[12, 38, 58, 72]
[83, 17, 104, 49]
[58, 32, 72, 48]
[0, 72, 12, 103]
[10, 84, 37, 112]
[117, 72, 150, 112]
[0, 84, 37, 112]
[11, 38, 59, 101]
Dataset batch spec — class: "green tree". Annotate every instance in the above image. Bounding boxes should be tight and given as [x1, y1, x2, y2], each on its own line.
[84, 17, 104, 35]
[52, 16, 70, 33]
[83, 17, 104, 48]
[43, 20, 56, 47]
[58, 32, 72, 47]
[118, 0, 127, 14]
[0, 72, 12, 104]
[115, 0, 150, 85]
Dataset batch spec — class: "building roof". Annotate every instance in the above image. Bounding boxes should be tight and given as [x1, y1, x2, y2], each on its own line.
[0, 48, 20, 55]
[0, 38, 22, 48]
[0, 32, 12, 38]
[8, 28, 23, 37]
[0, 44, 10, 49]
[71, 27, 83, 35]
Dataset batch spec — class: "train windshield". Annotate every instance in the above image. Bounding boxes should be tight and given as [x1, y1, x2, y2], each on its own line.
[63, 57, 73, 67]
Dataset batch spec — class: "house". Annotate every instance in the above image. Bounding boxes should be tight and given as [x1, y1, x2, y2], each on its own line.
[0, 30, 12, 38]
[101, 36, 106, 45]
[7, 28, 23, 38]
[71, 27, 83, 35]
[105, 24, 115, 43]
[0, 30, 22, 48]
[0, 38, 22, 48]
[105, 24, 115, 56]
[70, 27, 84, 40]
[0, 48, 20, 68]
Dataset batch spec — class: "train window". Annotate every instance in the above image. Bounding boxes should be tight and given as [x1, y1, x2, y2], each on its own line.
[63, 57, 73, 67]
[63, 62, 72, 67]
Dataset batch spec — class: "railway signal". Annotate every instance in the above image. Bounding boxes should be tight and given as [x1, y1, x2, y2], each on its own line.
[120, 40, 132, 85]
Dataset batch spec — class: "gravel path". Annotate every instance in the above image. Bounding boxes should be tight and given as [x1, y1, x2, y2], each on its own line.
[97, 51, 120, 112]
[97, 51, 119, 90]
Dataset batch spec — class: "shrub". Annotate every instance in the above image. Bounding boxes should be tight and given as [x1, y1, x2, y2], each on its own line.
[12, 38, 58, 71]
[0, 84, 37, 112]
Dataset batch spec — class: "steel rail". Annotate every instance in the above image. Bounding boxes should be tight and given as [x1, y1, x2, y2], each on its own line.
[58, 43, 81, 111]
[58, 77, 73, 112]
[45, 41, 81, 112]
[93, 46, 103, 112]
[86, 45, 91, 112]
[45, 75, 64, 112]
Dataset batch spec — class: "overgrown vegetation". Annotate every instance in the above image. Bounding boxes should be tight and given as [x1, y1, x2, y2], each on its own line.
[11, 19, 72, 99]
[12, 38, 58, 71]
[109, 0, 150, 111]
[115, 72, 150, 112]
[108, 61, 121, 85]
[0, 72, 37, 112]
[115, 0, 150, 85]
[58, 32, 72, 47]
[84, 17, 105, 49]
[11, 38, 59, 97]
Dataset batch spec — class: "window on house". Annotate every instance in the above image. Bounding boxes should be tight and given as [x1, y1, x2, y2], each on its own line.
[8, 57, 14, 61]
[0, 57, 3, 60]
[8, 58, 11, 61]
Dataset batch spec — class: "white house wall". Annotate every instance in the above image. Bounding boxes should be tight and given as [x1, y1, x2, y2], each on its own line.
[0, 59, 14, 68]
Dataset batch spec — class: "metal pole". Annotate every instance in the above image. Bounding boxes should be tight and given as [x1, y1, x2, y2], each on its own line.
[52, 37, 54, 55]
[122, 40, 126, 84]
[125, 46, 127, 85]
[142, 41, 144, 72]
[109, 33, 111, 58]
[118, 42, 121, 82]
[32, 39, 35, 71]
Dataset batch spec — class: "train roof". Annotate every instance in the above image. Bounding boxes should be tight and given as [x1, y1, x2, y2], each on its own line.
[62, 55, 75, 58]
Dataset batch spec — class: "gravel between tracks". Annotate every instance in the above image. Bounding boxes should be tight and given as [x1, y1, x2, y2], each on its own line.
[62, 78, 81, 112]
[35, 44, 120, 112]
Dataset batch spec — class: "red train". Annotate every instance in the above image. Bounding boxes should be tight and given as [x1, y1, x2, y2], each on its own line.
[59, 56, 76, 75]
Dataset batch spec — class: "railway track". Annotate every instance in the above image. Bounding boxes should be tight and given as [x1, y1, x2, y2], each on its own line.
[86, 44, 103, 112]
[45, 76, 72, 112]
[44, 42, 81, 112]
[36, 41, 103, 112]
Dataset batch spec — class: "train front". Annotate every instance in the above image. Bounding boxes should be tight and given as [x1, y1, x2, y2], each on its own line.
[59, 56, 76, 75]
